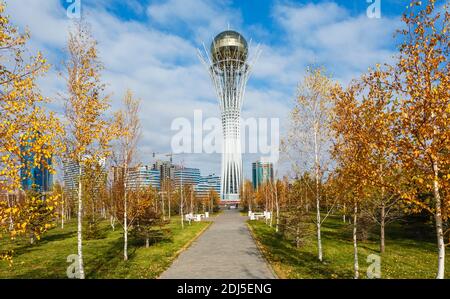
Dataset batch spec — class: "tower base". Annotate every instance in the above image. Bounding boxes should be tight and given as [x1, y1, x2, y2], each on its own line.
[220, 193, 240, 206]
[221, 193, 240, 201]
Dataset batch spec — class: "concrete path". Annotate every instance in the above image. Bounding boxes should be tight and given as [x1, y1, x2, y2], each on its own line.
[160, 209, 276, 279]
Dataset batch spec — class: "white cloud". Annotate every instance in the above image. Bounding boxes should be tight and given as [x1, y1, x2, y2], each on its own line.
[273, 2, 348, 39]
[5, 0, 403, 179]
[147, 0, 242, 42]
[249, 2, 401, 90]
[6, 0, 68, 49]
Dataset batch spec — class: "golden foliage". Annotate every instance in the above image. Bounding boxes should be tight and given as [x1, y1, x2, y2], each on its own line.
[0, 1, 62, 260]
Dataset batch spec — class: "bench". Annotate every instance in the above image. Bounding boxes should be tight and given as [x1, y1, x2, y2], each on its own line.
[185, 213, 208, 222]
[248, 211, 271, 221]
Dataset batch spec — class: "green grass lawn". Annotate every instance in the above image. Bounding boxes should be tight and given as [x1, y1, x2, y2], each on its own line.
[0, 217, 210, 278]
[248, 215, 450, 279]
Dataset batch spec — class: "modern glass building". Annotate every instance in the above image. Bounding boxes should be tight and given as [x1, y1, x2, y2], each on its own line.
[195, 174, 221, 199]
[63, 159, 80, 194]
[63, 157, 107, 195]
[20, 157, 53, 193]
[126, 165, 160, 190]
[252, 160, 274, 190]
[152, 160, 175, 182]
[173, 167, 201, 188]
[20, 140, 53, 193]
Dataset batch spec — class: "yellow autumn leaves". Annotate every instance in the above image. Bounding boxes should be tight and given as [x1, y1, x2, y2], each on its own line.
[0, 1, 62, 260]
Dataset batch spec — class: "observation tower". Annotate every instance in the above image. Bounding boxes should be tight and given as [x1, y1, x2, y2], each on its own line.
[199, 30, 259, 203]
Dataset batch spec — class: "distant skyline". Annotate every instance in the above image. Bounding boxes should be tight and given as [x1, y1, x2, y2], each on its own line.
[6, 0, 408, 179]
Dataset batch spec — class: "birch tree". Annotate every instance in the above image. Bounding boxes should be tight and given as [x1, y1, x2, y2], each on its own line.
[63, 21, 115, 278]
[393, 0, 449, 278]
[286, 66, 334, 262]
[114, 89, 141, 261]
[0, 1, 62, 260]
[356, 68, 404, 253]
[240, 180, 254, 212]
[331, 81, 366, 279]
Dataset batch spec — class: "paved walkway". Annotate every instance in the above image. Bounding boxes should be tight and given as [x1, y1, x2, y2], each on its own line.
[160, 209, 276, 279]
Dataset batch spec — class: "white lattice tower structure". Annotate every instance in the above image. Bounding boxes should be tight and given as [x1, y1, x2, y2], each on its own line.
[199, 30, 259, 202]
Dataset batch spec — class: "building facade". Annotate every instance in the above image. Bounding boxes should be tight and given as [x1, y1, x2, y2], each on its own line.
[63, 158, 107, 195]
[19, 138, 53, 193]
[152, 160, 175, 182]
[63, 159, 80, 194]
[195, 174, 221, 199]
[173, 167, 201, 189]
[126, 165, 160, 190]
[252, 160, 274, 190]
[20, 157, 53, 193]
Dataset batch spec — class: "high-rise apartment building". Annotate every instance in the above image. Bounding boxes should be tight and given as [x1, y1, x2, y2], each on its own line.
[252, 160, 274, 190]
[173, 167, 201, 189]
[195, 174, 221, 199]
[126, 165, 160, 190]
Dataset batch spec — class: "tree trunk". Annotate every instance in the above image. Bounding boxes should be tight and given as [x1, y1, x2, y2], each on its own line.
[123, 164, 128, 261]
[432, 160, 445, 279]
[209, 193, 212, 213]
[353, 201, 359, 279]
[343, 203, 346, 223]
[168, 192, 171, 220]
[61, 190, 65, 229]
[380, 202, 385, 254]
[316, 207, 323, 262]
[180, 190, 184, 229]
[77, 163, 85, 279]
[161, 192, 166, 221]
[7, 193, 14, 231]
[110, 215, 115, 231]
[190, 190, 193, 214]
[145, 238, 149, 248]
[314, 128, 323, 262]
[269, 187, 274, 228]
[265, 187, 269, 225]
[275, 185, 280, 233]
[180, 171, 184, 229]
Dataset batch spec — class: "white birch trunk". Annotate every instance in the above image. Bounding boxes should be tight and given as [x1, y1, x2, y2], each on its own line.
[7, 193, 14, 231]
[314, 129, 323, 262]
[161, 192, 166, 221]
[110, 215, 115, 231]
[168, 191, 171, 220]
[353, 201, 359, 279]
[343, 203, 346, 223]
[123, 164, 128, 261]
[180, 169, 184, 229]
[269, 187, 274, 228]
[380, 203, 385, 254]
[77, 162, 85, 279]
[180, 195, 184, 229]
[432, 160, 445, 279]
[190, 190, 193, 215]
[275, 184, 280, 233]
[60, 189, 65, 229]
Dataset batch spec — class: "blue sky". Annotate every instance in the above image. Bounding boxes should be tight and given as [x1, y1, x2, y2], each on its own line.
[6, 0, 427, 180]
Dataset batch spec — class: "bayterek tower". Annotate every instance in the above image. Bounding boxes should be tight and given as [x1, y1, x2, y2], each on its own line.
[199, 30, 258, 203]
